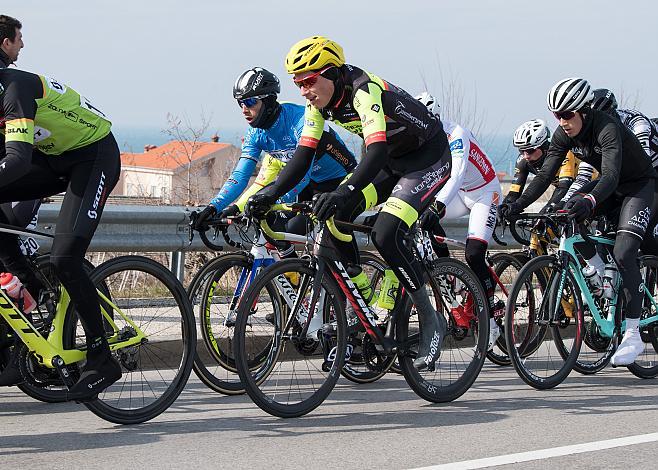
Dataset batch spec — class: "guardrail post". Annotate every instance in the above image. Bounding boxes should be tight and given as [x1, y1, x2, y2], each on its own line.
[170, 251, 185, 282]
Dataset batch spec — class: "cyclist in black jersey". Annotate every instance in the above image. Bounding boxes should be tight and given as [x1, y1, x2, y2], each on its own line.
[505, 120, 570, 211]
[499, 77, 658, 366]
[0, 55, 122, 397]
[248, 36, 452, 370]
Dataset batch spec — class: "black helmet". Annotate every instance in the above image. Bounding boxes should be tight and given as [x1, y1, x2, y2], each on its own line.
[590, 88, 618, 114]
[233, 67, 280, 100]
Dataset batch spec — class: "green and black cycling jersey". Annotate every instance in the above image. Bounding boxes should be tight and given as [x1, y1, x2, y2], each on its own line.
[515, 109, 657, 208]
[0, 68, 112, 186]
[270, 64, 448, 197]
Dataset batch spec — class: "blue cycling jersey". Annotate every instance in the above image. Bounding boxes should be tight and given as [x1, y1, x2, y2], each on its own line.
[210, 102, 355, 211]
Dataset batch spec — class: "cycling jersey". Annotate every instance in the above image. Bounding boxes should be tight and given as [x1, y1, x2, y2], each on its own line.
[436, 120, 497, 205]
[616, 108, 658, 166]
[0, 68, 111, 189]
[515, 109, 656, 208]
[209, 102, 355, 211]
[299, 64, 442, 159]
[505, 151, 577, 202]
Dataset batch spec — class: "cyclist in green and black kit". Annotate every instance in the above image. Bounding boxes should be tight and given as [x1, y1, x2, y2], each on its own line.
[0, 32, 122, 398]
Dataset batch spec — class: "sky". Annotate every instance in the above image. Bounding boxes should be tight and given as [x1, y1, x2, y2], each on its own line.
[5, 0, 658, 157]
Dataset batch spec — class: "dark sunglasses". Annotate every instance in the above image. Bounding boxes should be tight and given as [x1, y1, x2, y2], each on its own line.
[237, 95, 267, 108]
[520, 147, 539, 155]
[553, 110, 576, 120]
[293, 67, 331, 89]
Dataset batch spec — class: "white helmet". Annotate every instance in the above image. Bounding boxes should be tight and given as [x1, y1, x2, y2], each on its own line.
[513, 119, 551, 150]
[547, 77, 593, 113]
[415, 91, 439, 115]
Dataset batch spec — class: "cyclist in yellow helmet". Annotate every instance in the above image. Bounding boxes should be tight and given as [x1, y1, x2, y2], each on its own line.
[248, 36, 454, 370]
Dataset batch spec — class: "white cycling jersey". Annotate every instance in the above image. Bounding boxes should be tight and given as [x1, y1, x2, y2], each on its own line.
[435, 120, 498, 204]
[435, 120, 500, 243]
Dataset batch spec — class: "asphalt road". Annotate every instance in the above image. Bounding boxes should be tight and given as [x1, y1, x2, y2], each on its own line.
[2, 363, 658, 469]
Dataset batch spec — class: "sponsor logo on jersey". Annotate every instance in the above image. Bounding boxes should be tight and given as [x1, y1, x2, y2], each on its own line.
[305, 119, 316, 128]
[323, 143, 351, 167]
[394, 101, 429, 130]
[45, 77, 67, 94]
[468, 143, 493, 178]
[370, 104, 380, 113]
[6, 126, 28, 134]
[450, 139, 463, 151]
[33, 126, 51, 143]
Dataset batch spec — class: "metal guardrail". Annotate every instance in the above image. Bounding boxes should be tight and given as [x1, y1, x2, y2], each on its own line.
[34, 204, 522, 280]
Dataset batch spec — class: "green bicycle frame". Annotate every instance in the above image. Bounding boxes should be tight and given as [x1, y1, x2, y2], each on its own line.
[558, 232, 658, 338]
[0, 287, 147, 368]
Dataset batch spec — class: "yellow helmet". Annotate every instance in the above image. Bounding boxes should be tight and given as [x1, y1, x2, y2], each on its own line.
[285, 36, 345, 74]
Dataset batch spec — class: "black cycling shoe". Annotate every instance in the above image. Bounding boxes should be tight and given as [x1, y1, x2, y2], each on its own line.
[0, 349, 24, 386]
[413, 309, 447, 371]
[67, 337, 122, 402]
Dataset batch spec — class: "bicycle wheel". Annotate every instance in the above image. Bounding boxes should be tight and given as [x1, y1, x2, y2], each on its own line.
[190, 252, 282, 395]
[485, 252, 525, 366]
[63, 255, 195, 424]
[505, 255, 583, 389]
[234, 258, 347, 418]
[16, 255, 95, 403]
[340, 251, 396, 384]
[627, 256, 658, 379]
[398, 258, 488, 403]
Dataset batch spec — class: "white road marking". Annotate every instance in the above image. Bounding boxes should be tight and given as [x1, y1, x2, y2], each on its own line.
[412, 432, 658, 469]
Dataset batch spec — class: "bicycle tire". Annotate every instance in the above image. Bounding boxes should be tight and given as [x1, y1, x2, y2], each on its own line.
[64, 255, 195, 424]
[485, 252, 525, 367]
[190, 252, 272, 395]
[234, 258, 347, 418]
[398, 258, 488, 403]
[505, 255, 583, 390]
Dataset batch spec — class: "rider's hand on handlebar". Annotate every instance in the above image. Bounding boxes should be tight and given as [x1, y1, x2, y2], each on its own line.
[564, 194, 594, 223]
[246, 192, 276, 219]
[219, 204, 240, 219]
[497, 202, 522, 222]
[193, 205, 217, 231]
[313, 186, 351, 221]
[419, 201, 445, 233]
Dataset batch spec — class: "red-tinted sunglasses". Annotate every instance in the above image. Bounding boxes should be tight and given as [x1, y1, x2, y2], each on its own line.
[554, 110, 576, 120]
[293, 67, 332, 89]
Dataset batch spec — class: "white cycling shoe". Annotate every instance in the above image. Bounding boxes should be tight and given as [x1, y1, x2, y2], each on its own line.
[487, 318, 501, 351]
[611, 328, 644, 366]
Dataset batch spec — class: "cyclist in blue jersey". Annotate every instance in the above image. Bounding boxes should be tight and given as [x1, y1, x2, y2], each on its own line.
[192, 67, 356, 246]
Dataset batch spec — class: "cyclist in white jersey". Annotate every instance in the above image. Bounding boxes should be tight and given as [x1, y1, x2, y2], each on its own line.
[415, 92, 502, 350]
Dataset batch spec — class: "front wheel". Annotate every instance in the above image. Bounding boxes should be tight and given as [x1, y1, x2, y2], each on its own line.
[234, 258, 347, 418]
[64, 255, 196, 424]
[505, 255, 583, 390]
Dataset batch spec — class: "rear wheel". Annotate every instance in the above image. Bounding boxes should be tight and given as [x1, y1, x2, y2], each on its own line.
[627, 256, 658, 378]
[398, 258, 488, 403]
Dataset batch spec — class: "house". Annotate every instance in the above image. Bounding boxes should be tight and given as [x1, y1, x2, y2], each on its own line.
[115, 138, 241, 205]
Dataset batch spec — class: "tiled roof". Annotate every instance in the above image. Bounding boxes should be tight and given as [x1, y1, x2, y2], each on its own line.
[121, 141, 231, 170]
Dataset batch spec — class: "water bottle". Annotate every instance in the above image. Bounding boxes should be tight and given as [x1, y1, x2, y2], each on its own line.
[602, 262, 619, 300]
[0, 272, 37, 314]
[582, 264, 603, 297]
[377, 269, 399, 310]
